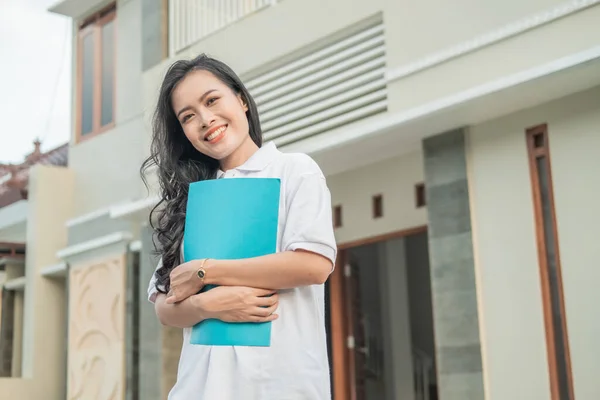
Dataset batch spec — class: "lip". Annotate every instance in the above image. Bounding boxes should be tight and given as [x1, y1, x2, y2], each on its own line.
[204, 124, 227, 140]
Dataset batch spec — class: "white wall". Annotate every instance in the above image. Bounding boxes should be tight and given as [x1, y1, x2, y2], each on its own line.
[467, 86, 600, 400]
[327, 150, 427, 245]
[69, 0, 148, 216]
[541, 88, 600, 400]
[140, 0, 600, 132]
[145, 0, 581, 89]
[388, 3, 600, 112]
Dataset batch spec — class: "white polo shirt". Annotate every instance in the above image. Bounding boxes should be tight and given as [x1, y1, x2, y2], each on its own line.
[148, 141, 337, 400]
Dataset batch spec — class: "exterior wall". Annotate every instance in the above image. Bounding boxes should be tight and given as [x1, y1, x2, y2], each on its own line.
[423, 129, 485, 400]
[68, 0, 147, 216]
[0, 201, 27, 242]
[327, 150, 427, 245]
[386, 0, 566, 67]
[388, 3, 600, 112]
[0, 165, 74, 399]
[46, 0, 600, 398]
[467, 85, 600, 399]
[142, 0, 600, 142]
[548, 89, 600, 400]
[67, 255, 126, 400]
[145, 0, 591, 81]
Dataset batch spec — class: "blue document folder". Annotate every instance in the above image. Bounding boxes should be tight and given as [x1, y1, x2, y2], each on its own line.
[183, 177, 280, 346]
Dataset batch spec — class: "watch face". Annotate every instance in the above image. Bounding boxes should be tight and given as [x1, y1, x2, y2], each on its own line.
[197, 269, 205, 279]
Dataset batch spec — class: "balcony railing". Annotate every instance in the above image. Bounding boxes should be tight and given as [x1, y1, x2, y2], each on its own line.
[169, 0, 277, 56]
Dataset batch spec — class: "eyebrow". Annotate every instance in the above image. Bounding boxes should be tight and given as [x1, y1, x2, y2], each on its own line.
[176, 89, 218, 118]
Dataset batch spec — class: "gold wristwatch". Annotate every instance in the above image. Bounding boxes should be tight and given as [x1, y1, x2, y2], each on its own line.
[196, 258, 208, 283]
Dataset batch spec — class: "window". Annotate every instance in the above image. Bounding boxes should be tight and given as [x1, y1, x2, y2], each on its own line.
[333, 205, 343, 228]
[77, 4, 116, 141]
[415, 183, 426, 208]
[372, 194, 383, 218]
[526, 124, 574, 400]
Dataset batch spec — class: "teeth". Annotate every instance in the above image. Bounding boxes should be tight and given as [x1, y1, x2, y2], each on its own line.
[206, 126, 226, 141]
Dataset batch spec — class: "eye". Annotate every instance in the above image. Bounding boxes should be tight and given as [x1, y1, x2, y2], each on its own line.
[206, 97, 218, 106]
[181, 114, 193, 123]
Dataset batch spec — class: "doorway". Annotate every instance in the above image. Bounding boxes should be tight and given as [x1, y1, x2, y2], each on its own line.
[327, 227, 438, 400]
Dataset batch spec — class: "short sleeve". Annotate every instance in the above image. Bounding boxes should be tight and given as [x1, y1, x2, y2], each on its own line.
[281, 157, 337, 269]
[147, 258, 161, 303]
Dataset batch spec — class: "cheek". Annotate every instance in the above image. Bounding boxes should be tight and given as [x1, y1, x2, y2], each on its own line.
[182, 122, 202, 144]
[232, 109, 250, 132]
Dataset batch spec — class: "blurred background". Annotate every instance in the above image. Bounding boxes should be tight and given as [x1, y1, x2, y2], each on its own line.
[0, 0, 599, 399]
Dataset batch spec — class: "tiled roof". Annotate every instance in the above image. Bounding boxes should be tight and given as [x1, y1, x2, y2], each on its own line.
[0, 142, 69, 208]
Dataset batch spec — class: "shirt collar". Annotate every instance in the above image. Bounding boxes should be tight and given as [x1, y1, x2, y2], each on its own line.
[216, 141, 279, 178]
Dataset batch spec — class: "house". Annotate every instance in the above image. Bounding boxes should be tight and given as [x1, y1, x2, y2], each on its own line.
[0, 0, 598, 398]
[0, 141, 71, 398]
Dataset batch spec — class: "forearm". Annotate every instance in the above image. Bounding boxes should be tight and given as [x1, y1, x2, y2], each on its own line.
[204, 250, 332, 290]
[154, 293, 206, 328]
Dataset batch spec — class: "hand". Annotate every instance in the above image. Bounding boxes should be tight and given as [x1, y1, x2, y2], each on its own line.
[193, 286, 279, 323]
[166, 259, 206, 304]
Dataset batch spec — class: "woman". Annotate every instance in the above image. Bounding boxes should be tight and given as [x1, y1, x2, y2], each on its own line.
[141, 54, 337, 400]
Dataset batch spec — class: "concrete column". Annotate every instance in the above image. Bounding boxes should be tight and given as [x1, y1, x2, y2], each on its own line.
[422, 129, 485, 399]
[19, 165, 73, 398]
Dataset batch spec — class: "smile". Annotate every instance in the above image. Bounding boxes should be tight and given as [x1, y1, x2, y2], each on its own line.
[204, 125, 227, 143]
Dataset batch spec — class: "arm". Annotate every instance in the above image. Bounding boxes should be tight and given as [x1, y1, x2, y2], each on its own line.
[202, 250, 331, 290]
[165, 159, 337, 303]
[205, 166, 337, 289]
[155, 286, 280, 328]
[155, 292, 206, 329]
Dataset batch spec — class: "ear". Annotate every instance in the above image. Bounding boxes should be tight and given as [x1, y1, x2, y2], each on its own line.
[238, 94, 248, 112]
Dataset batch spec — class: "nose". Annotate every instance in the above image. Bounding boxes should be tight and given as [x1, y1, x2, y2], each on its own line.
[199, 108, 216, 130]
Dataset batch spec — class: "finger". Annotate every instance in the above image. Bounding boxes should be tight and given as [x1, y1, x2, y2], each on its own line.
[165, 288, 185, 304]
[250, 313, 278, 323]
[165, 293, 177, 304]
[254, 294, 278, 307]
[254, 303, 278, 318]
[252, 288, 277, 297]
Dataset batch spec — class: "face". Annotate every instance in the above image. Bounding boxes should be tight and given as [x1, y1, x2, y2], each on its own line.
[171, 69, 252, 165]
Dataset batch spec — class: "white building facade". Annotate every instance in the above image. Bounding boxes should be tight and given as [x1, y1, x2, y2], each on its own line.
[0, 0, 598, 399]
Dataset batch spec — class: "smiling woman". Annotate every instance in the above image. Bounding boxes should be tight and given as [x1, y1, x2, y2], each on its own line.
[171, 69, 256, 170]
[140, 54, 337, 400]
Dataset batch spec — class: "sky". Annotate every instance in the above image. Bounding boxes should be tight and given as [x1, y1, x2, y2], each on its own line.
[0, 0, 71, 164]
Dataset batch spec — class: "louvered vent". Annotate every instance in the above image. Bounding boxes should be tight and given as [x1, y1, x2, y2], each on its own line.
[245, 21, 387, 146]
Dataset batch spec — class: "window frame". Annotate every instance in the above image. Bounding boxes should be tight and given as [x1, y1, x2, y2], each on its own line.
[525, 123, 575, 400]
[75, 4, 117, 143]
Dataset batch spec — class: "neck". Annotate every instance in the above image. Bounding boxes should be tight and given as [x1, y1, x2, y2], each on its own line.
[219, 136, 259, 171]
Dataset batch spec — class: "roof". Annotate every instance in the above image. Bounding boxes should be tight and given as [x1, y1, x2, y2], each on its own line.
[0, 141, 69, 208]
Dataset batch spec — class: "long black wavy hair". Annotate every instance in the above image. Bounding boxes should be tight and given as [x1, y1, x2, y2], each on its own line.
[140, 54, 263, 294]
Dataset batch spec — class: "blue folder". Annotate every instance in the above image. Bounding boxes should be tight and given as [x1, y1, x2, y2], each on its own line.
[183, 177, 280, 346]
